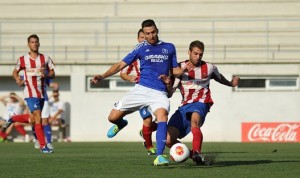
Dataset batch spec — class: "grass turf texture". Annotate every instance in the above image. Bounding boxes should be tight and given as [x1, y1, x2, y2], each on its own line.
[0, 142, 299, 178]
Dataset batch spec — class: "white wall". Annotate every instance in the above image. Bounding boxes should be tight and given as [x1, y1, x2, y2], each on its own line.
[67, 63, 300, 142]
[1, 63, 299, 142]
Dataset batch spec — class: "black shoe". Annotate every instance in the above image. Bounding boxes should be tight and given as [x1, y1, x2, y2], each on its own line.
[5, 118, 14, 128]
[192, 151, 205, 165]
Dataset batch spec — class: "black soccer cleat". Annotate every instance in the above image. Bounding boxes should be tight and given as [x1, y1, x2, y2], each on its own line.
[192, 151, 205, 165]
[5, 118, 14, 128]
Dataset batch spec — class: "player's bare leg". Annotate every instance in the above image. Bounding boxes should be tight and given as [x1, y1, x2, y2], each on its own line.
[107, 109, 132, 138]
[166, 126, 181, 148]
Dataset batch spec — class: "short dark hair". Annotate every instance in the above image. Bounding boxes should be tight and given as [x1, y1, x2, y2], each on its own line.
[189, 40, 205, 52]
[9, 92, 16, 96]
[137, 29, 143, 38]
[141, 19, 157, 29]
[27, 34, 39, 43]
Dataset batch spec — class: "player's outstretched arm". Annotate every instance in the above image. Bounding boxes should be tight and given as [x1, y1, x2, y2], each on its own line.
[91, 61, 128, 84]
[218, 74, 240, 87]
[120, 72, 138, 83]
[159, 75, 177, 98]
[172, 61, 194, 77]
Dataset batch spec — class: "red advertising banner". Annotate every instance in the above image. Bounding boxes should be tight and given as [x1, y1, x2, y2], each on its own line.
[242, 122, 300, 142]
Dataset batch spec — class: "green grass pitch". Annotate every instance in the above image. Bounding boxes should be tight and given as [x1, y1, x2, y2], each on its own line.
[0, 142, 299, 178]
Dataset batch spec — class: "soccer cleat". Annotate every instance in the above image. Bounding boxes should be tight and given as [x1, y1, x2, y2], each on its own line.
[47, 143, 54, 150]
[147, 147, 156, 155]
[34, 140, 40, 149]
[153, 155, 169, 166]
[107, 120, 128, 138]
[192, 151, 205, 165]
[5, 119, 14, 128]
[5, 113, 15, 128]
[41, 146, 53, 154]
[141, 139, 156, 156]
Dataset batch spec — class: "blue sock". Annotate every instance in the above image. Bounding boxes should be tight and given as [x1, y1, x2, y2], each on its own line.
[156, 122, 167, 155]
[114, 118, 127, 129]
[43, 124, 52, 144]
[32, 126, 37, 140]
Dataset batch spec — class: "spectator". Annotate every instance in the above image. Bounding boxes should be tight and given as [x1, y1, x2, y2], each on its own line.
[0, 92, 29, 142]
[49, 90, 67, 141]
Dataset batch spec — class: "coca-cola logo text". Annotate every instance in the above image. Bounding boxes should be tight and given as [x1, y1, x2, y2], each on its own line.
[242, 122, 300, 142]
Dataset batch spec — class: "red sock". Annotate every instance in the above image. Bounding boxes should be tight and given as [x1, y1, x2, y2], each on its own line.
[150, 121, 157, 132]
[15, 125, 27, 136]
[191, 127, 203, 154]
[0, 131, 8, 139]
[12, 114, 30, 123]
[142, 125, 153, 149]
[34, 124, 46, 149]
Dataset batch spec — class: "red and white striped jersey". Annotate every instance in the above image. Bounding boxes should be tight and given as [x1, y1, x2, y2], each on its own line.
[174, 60, 222, 106]
[15, 53, 55, 99]
[120, 60, 140, 82]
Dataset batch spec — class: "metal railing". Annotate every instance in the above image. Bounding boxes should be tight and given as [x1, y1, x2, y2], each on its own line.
[0, 18, 299, 63]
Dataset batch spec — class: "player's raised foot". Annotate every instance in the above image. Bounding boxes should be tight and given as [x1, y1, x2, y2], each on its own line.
[5, 119, 13, 128]
[41, 146, 53, 154]
[192, 151, 205, 165]
[47, 143, 54, 150]
[147, 147, 156, 155]
[5, 113, 15, 128]
[107, 120, 128, 138]
[153, 155, 169, 166]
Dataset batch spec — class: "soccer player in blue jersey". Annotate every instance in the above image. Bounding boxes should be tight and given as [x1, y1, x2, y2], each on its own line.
[120, 29, 157, 156]
[91, 19, 189, 166]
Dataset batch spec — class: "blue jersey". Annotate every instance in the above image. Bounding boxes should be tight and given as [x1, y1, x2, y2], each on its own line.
[44, 78, 53, 101]
[43, 69, 53, 101]
[123, 40, 178, 92]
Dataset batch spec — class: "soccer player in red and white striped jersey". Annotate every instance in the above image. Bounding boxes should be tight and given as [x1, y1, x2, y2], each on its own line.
[11, 34, 55, 153]
[166, 40, 240, 165]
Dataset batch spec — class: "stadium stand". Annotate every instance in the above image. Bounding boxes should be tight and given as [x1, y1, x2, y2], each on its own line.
[0, 0, 299, 62]
[0, 0, 299, 142]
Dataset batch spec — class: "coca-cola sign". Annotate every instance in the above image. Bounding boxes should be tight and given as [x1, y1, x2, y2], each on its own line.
[242, 122, 300, 142]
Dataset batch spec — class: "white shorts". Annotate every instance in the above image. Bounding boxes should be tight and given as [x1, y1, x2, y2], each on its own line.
[113, 84, 170, 114]
[42, 101, 50, 119]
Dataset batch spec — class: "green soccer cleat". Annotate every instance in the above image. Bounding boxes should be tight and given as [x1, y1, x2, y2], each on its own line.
[107, 120, 128, 138]
[153, 155, 169, 166]
[147, 147, 156, 155]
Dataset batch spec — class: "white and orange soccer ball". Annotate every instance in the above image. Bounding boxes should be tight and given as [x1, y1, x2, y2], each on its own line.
[169, 143, 190, 163]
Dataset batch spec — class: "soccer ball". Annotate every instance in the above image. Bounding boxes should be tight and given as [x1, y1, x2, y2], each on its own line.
[169, 143, 190, 163]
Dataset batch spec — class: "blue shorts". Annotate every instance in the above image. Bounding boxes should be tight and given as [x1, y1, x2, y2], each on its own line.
[139, 106, 152, 119]
[168, 102, 210, 139]
[25, 98, 45, 113]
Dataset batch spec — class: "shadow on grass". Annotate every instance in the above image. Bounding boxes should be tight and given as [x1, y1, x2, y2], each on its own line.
[163, 151, 300, 169]
[214, 160, 273, 167]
